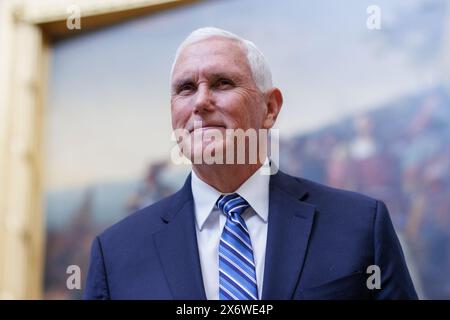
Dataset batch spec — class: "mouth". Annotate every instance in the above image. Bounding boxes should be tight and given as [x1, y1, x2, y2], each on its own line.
[189, 125, 226, 133]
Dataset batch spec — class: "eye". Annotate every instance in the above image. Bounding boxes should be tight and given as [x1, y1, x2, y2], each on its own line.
[177, 82, 196, 94]
[215, 78, 234, 89]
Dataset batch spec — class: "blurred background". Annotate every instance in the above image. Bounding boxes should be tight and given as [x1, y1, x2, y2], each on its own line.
[0, 0, 449, 299]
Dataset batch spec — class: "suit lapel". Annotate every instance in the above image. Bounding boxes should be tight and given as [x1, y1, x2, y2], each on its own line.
[152, 170, 315, 300]
[153, 174, 207, 300]
[262, 171, 316, 299]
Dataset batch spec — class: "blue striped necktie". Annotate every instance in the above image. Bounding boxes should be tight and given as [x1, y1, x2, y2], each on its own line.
[216, 193, 259, 300]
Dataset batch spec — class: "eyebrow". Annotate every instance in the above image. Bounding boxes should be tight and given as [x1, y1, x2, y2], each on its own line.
[172, 72, 243, 90]
[172, 77, 195, 91]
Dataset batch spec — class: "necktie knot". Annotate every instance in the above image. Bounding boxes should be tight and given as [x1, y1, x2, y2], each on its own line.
[216, 193, 250, 218]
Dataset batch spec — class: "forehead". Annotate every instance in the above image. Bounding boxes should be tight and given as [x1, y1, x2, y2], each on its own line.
[172, 37, 252, 80]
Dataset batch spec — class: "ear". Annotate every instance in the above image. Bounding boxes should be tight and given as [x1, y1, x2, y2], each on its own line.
[262, 88, 283, 129]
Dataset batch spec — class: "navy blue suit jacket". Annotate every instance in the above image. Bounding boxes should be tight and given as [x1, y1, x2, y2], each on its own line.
[84, 170, 417, 299]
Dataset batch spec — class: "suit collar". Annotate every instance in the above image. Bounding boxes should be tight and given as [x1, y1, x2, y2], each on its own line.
[262, 170, 316, 299]
[159, 173, 193, 223]
[153, 173, 207, 299]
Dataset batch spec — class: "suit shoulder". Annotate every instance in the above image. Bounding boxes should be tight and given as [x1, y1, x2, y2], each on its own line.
[301, 177, 377, 206]
[278, 171, 379, 212]
[282, 172, 382, 230]
[97, 189, 186, 244]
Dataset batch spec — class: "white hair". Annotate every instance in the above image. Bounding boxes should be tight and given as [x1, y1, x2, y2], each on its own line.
[170, 27, 273, 92]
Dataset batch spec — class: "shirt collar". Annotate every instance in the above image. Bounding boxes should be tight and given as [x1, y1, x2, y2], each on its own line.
[191, 158, 270, 231]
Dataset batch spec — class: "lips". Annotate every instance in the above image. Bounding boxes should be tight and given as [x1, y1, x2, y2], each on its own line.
[189, 125, 226, 133]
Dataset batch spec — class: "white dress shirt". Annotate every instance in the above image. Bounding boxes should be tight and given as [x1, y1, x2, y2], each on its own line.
[191, 164, 270, 300]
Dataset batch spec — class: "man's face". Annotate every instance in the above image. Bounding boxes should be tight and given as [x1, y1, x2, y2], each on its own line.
[171, 37, 268, 162]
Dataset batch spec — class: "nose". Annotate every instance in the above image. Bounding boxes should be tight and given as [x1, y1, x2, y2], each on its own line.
[193, 83, 214, 114]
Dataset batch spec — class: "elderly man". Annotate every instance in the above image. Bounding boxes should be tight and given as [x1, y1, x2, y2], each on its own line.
[85, 27, 417, 300]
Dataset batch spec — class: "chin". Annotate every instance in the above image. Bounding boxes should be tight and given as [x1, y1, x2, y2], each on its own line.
[189, 139, 226, 164]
